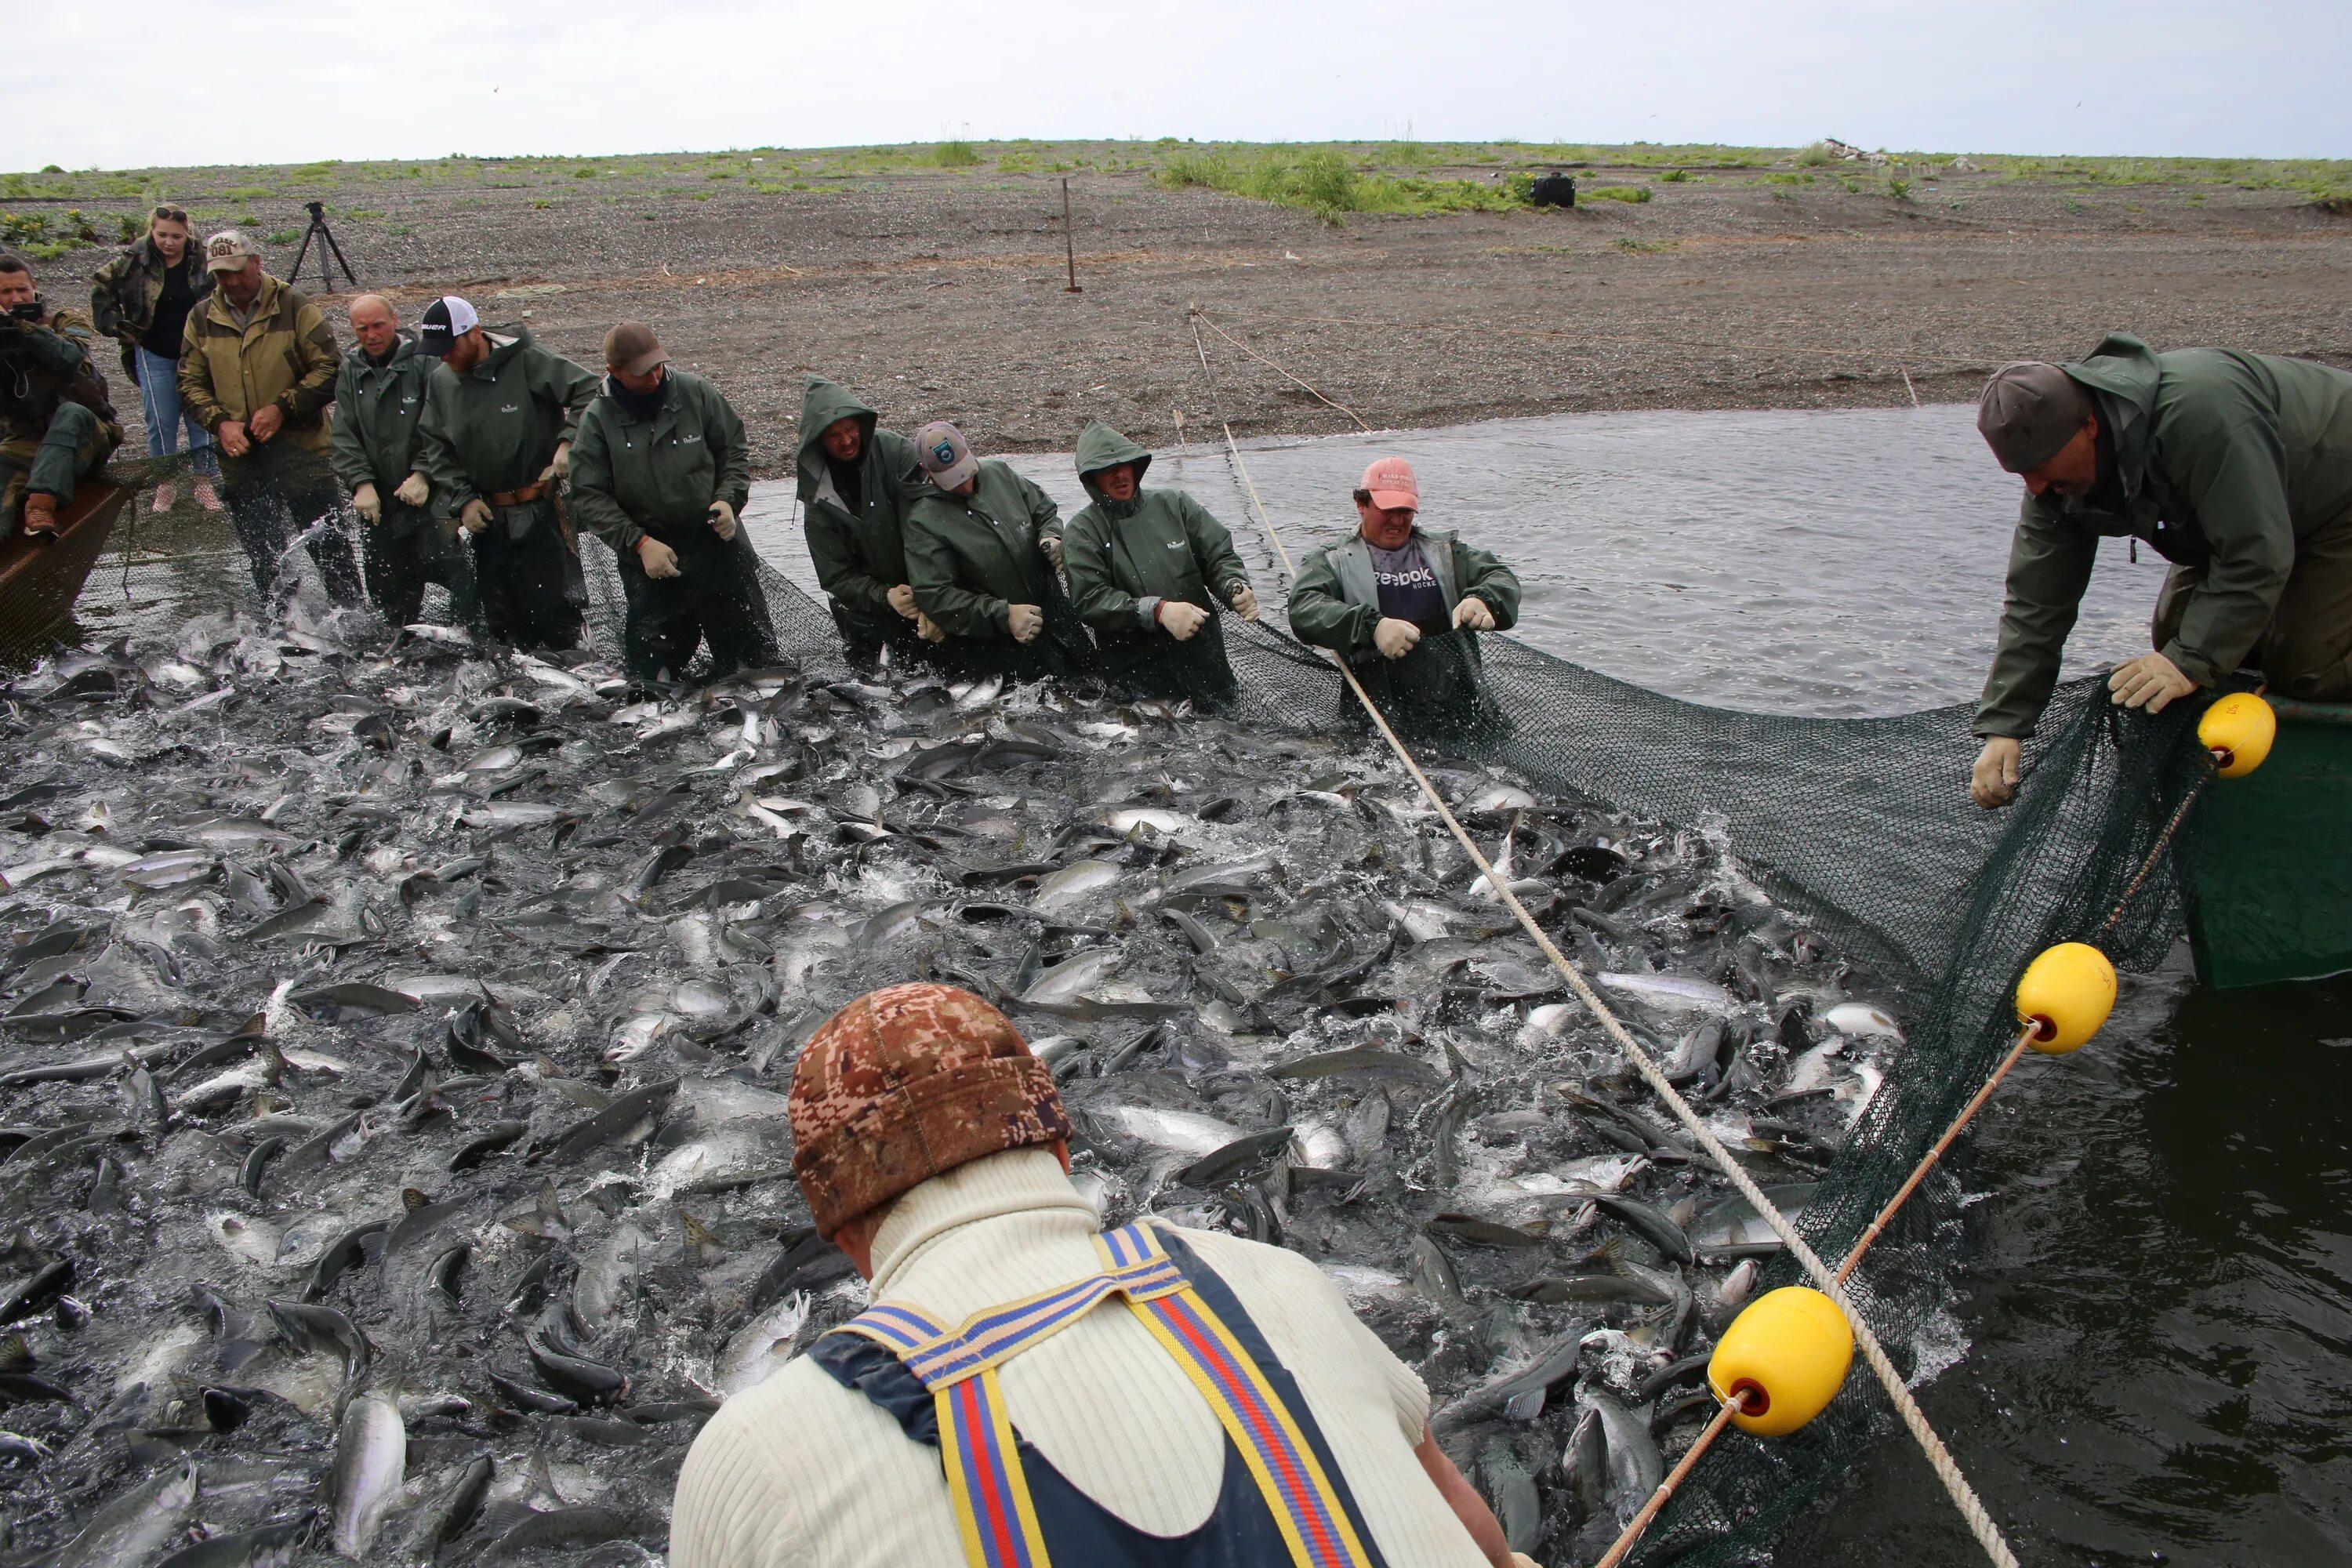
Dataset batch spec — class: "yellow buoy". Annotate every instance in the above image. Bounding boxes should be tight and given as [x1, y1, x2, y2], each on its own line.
[2013, 942, 2116, 1053]
[1707, 1287, 1855, 1436]
[2198, 691, 2277, 778]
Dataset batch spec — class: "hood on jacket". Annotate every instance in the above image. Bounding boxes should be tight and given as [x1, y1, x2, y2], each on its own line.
[473, 326, 531, 376]
[1075, 421, 1152, 504]
[343, 330, 423, 369]
[2059, 332, 2162, 496]
[797, 376, 879, 501]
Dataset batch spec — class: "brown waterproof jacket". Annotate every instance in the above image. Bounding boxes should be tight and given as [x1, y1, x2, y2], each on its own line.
[177, 273, 339, 453]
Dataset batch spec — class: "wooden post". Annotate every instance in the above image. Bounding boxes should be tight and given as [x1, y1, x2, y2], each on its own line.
[1063, 178, 1082, 293]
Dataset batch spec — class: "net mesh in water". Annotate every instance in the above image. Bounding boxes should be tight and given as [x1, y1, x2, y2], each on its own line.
[581, 532, 2206, 1565]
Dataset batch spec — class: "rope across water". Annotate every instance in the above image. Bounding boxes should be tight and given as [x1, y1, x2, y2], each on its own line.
[1184, 310, 2021, 1568]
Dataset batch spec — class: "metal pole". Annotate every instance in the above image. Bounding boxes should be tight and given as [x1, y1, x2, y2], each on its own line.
[1062, 179, 1082, 293]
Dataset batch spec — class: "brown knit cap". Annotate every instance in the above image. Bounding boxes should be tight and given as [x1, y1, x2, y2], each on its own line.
[789, 983, 1072, 1240]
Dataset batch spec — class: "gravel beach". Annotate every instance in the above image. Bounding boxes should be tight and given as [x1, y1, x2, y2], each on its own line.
[21, 147, 2352, 475]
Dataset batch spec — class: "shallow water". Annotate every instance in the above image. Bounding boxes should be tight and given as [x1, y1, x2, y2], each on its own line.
[67, 405, 2338, 1564]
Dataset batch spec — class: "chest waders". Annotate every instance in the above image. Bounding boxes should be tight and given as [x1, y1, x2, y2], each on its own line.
[813, 1222, 1390, 1568]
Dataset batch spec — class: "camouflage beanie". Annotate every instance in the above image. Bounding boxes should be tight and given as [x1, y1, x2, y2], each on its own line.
[789, 983, 1072, 1240]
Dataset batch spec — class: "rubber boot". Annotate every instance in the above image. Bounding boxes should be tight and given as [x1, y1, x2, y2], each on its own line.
[21, 492, 59, 539]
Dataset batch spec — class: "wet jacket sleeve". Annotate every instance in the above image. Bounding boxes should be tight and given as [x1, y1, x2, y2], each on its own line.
[281, 300, 340, 423]
[1, 316, 88, 379]
[1452, 537, 1520, 628]
[710, 385, 750, 514]
[1018, 472, 1063, 544]
[1288, 546, 1377, 655]
[564, 402, 640, 552]
[1061, 509, 1136, 631]
[416, 380, 476, 518]
[803, 507, 895, 620]
[2152, 404, 2298, 688]
[1973, 499, 2099, 738]
[1181, 493, 1250, 597]
[328, 359, 371, 490]
[906, 515, 1010, 639]
[177, 313, 230, 434]
[539, 350, 601, 442]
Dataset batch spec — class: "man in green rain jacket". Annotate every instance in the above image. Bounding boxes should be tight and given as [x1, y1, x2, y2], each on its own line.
[902, 420, 1091, 681]
[1969, 334, 2352, 808]
[568, 321, 778, 684]
[797, 376, 934, 664]
[1062, 421, 1258, 702]
[1288, 455, 1522, 742]
[330, 296, 474, 628]
[413, 296, 600, 650]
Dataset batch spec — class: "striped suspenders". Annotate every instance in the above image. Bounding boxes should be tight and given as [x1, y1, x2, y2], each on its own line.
[829, 1222, 1381, 1568]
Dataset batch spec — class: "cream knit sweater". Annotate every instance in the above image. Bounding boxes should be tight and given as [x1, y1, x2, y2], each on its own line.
[670, 1149, 1490, 1568]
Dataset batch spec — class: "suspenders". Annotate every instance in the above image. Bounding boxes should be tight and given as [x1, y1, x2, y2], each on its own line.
[827, 1222, 1381, 1568]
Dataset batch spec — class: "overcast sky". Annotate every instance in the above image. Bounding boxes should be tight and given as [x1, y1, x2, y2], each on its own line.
[17, 0, 2348, 171]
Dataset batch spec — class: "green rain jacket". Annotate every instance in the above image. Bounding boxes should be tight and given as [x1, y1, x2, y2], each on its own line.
[416, 328, 599, 539]
[568, 369, 750, 554]
[797, 377, 924, 641]
[1288, 523, 1523, 739]
[902, 459, 1068, 640]
[1062, 422, 1251, 697]
[329, 332, 436, 533]
[1976, 333, 2352, 737]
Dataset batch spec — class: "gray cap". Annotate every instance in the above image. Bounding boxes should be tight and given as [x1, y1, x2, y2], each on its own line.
[913, 420, 978, 491]
[1977, 361, 2093, 473]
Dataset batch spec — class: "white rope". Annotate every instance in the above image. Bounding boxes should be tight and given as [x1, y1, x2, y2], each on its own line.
[1188, 314, 2021, 1568]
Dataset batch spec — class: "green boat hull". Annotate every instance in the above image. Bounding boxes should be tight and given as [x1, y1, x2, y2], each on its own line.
[2186, 699, 2352, 989]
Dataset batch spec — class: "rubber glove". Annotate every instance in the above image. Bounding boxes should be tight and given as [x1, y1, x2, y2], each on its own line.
[543, 439, 572, 484]
[1156, 601, 1209, 641]
[350, 482, 380, 524]
[2107, 650, 2197, 713]
[394, 472, 430, 506]
[1007, 604, 1044, 644]
[886, 583, 920, 619]
[459, 498, 494, 534]
[708, 499, 738, 541]
[1040, 534, 1064, 570]
[1374, 617, 1421, 659]
[915, 611, 947, 643]
[637, 535, 681, 579]
[1227, 583, 1260, 621]
[1969, 736, 2020, 809]
[1452, 594, 1496, 630]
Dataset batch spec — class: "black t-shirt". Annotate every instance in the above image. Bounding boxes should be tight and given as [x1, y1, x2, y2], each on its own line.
[1370, 537, 1448, 629]
[140, 265, 197, 359]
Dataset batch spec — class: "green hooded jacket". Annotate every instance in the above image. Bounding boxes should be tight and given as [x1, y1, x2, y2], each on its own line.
[568, 368, 750, 554]
[796, 377, 924, 638]
[1287, 525, 1522, 655]
[1977, 332, 2352, 737]
[329, 332, 436, 494]
[416, 328, 599, 529]
[1062, 422, 1251, 695]
[902, 459, 1067, 641]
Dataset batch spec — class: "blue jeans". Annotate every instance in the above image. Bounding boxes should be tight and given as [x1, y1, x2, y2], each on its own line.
[134, 344, 217, 477]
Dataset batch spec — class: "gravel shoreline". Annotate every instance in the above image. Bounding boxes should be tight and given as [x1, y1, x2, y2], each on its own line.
[30, 157, 2352, 477]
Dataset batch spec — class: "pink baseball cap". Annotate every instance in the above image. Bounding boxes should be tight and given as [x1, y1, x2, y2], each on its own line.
[1359, 456, 1418, 511]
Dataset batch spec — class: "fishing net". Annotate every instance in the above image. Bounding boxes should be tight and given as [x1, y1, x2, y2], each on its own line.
[79, 479, 2210, 1564]
[590, 535, 2207, 1565]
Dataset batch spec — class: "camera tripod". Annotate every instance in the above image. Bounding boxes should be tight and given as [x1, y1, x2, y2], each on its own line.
[290, 200, 359, 295]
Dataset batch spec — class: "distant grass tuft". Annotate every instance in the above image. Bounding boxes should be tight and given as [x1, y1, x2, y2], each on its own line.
[1159, 147, 1525, 223]
[1584, 185, 1652, 204]
[933, 140, 981, 168]
[265, 229, 299, 245]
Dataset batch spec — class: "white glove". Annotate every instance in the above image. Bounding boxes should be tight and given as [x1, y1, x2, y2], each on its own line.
[1452, 595, 1496, 630]
[1228, 583, 1260, 621]
[350, 482, 381, 524]
[1374, 617, 1421, 659]
[459, 498, 493, 534]
[1040, 535, 1064, 570]
[394, 471, 430, 506]
[545, 440, 572, 483]
[1969, 736, 2020, 810]
[1158, 601, 1209, 641]
[708, 499, 738, 541]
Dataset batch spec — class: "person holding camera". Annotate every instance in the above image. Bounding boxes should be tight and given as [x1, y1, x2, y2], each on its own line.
[0, 254, 122, 541]
[178, 230, 360, 604]
[90, 204, 221, 514]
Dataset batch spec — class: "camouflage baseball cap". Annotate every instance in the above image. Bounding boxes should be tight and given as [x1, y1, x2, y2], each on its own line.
[789, 984, 1071, 1240]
